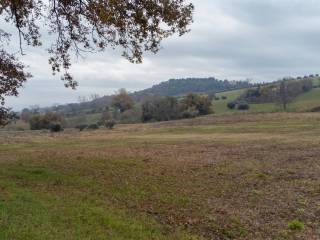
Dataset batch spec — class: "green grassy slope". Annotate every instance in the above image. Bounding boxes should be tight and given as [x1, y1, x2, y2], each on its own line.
[213, 89, 281, 114]
[213, 84, 320, 114]
[288, 88, 320, 112]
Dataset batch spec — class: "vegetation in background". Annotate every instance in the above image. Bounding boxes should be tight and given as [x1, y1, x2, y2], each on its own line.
[29, 112, 64, 131]
[6, 75, 320, 130]
[105, 120, 116, 130]
[240, 78, 314, 110]
[141, 94, 212, 122]
[135, 77, 253, 97]
[237, 101, 250, 110]
[112, 89, 135, 113]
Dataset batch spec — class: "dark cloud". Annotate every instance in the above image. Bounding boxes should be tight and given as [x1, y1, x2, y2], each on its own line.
[4, 0, 320, 109]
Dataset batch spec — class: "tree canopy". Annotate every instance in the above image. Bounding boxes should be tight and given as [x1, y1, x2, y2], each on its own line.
[0, 0, 194, 124]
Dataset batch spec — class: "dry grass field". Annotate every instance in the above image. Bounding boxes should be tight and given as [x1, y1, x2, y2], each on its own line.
[0, 112, 320, 239]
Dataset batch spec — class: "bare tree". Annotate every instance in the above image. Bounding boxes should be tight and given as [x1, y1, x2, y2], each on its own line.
[278, 79, 290, 111]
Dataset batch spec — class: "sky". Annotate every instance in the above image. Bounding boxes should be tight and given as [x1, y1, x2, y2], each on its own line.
[4, 0, 320, 110]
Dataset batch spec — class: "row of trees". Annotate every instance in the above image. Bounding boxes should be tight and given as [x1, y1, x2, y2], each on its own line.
[107, 89, 213, 123]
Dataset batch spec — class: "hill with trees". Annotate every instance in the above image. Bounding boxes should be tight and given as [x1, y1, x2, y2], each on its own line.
[6, 75, 320, 131]
[32, 77, 252, 118]
[135, 77, 252, 97]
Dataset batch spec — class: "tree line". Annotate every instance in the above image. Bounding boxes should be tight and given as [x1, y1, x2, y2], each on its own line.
[19, 89, 213, 131]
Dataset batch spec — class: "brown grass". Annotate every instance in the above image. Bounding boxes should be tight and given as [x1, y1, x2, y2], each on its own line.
[1, 112, 320, 239]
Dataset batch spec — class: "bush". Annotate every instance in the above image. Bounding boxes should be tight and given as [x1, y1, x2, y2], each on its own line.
[49, 123, 63, 132]
[227, 102, 236, 109]
[75, 124, 88, 131]
[238, 101, 250, 110]
[182, 93, 212, 116]
[288, 220, 304, 231]
[29, 115, 42, 130]
[105, 120, 116, 129]
[181, 108, 199, 119]
[29, 112, 64, 130]
[120, 107, 142, 123]
[142, 96, 180, 122]
[87, 124, 99, 130]
[214, 97, 220, 101]
[310, 106, 320, 112]
[221, 96, 227, 100]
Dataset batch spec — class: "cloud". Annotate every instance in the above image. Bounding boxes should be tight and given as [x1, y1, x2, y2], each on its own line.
[4, 0, 320, 109]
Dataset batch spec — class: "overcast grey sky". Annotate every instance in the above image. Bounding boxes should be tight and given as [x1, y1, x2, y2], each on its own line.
[5, 0, 320, 110]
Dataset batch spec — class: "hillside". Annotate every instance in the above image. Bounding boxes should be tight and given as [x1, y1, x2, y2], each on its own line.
[212, 77, 320, 114]
[43, 77, 252, 117]
[134, 77, 252, 97]
[8, 76, 319, 130]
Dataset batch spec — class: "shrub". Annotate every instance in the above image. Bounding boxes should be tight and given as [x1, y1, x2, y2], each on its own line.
[29, 115, 42, 130]
[221, 96, 227, 100]
[288, 220, 304, 231]
[76, 124, 88, 131]
[105, 120, 116, 129]
[142, 96, 180, 122]
[111, 88, 134, 113]
[214, 97, 220, 101]
[181, 108, 199, 119]
[182, 93, 212, 116]
[227, 102, 236, 109]
[49, 123, 63, 132]
[87, 124, 99, 130]
[120, 107, 142, 123]
[238, 101, 250, 110]
[29, 112, 64, 130]
[310, 106, 320, 112]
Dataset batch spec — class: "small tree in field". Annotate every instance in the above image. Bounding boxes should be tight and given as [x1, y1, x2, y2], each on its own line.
[183, 93, 212, 115]
[105, 120, 116, 130]
[112, 89, 134, 113]
[278, 80, 290, 111]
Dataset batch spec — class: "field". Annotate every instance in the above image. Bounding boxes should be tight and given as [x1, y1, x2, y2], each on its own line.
[1, 113, 320, 239]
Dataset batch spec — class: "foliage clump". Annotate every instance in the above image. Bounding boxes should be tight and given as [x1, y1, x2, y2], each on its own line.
[288, 220, 304, 231]
[87, 124, 99, 130]
[112, 89, 134, 113]
[227, 102, 237, 110]
[49, 123, 63, 133]
[29, 112, 64, 130]
[141, 93, 212, 122]
[105, 120, 116, 130]
[237, 101, 250, 110]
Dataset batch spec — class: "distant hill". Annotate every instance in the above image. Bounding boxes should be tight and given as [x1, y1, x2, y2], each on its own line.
[134, 77, 252, 97]
[43, 77, 253, 116]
